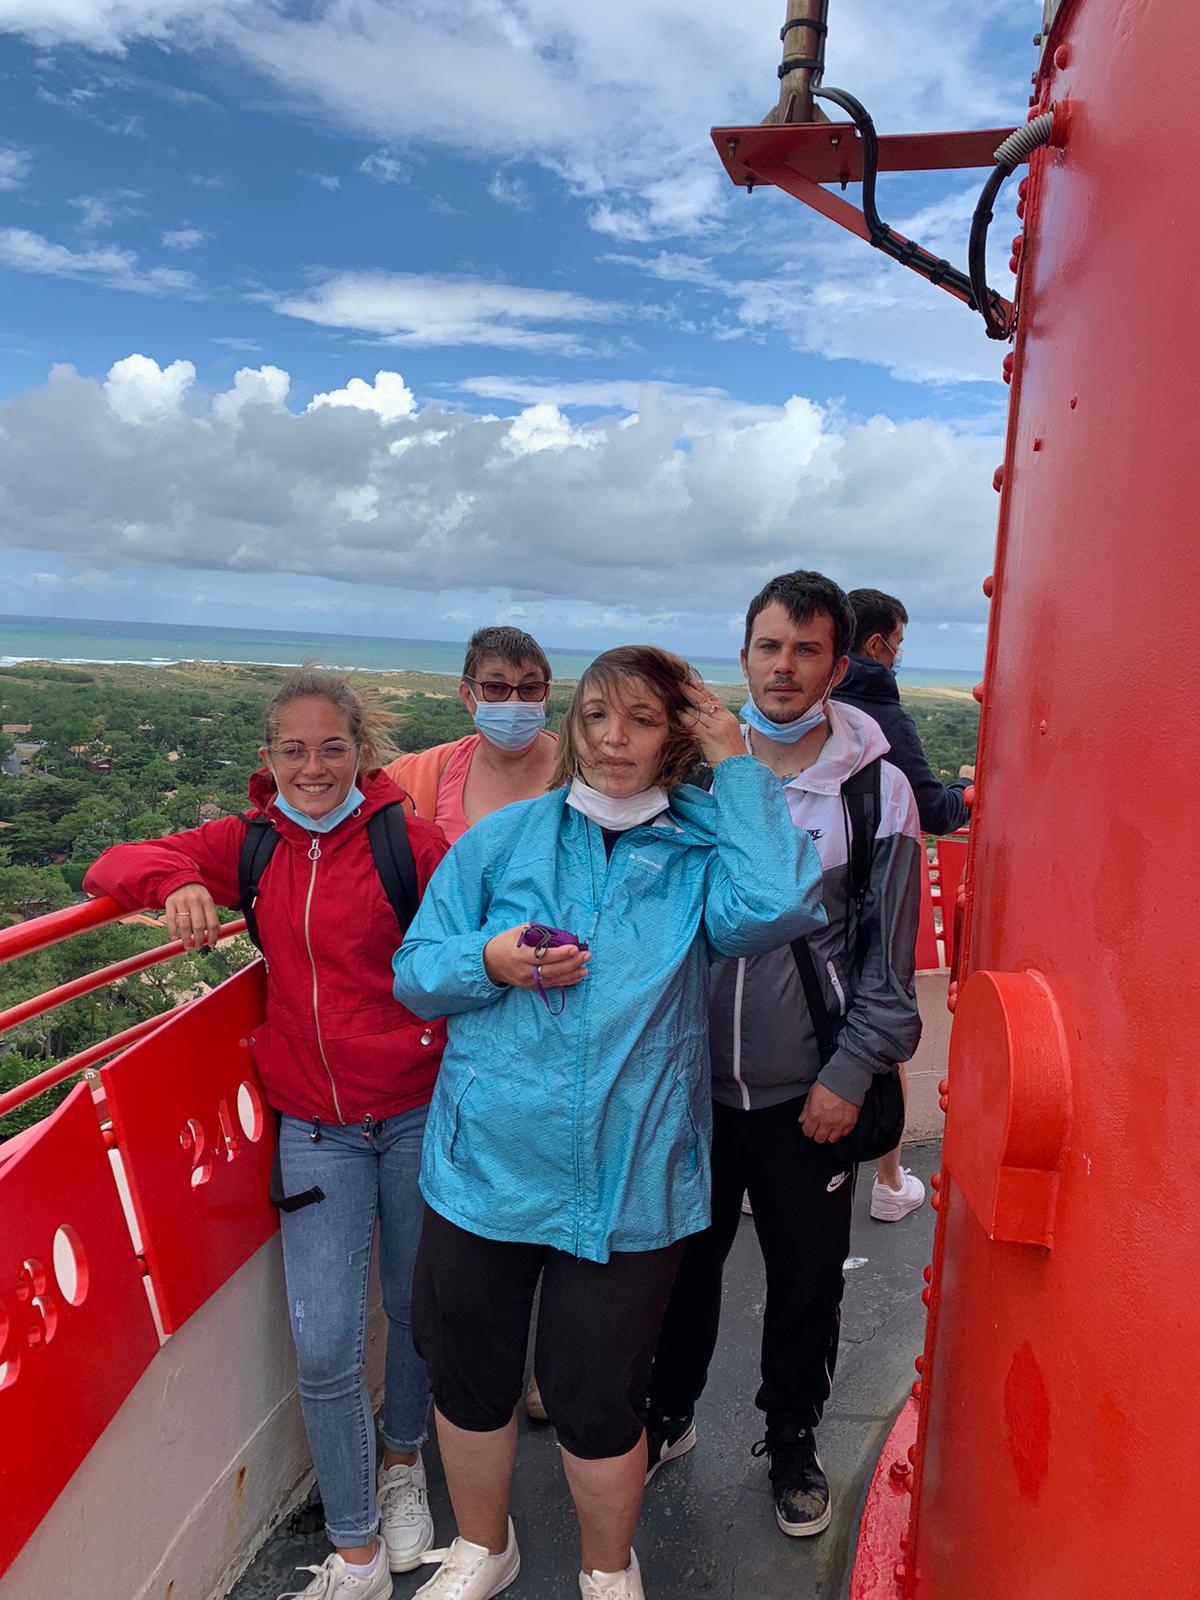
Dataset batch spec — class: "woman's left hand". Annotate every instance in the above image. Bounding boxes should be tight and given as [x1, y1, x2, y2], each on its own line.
[681, 681, 745, 767]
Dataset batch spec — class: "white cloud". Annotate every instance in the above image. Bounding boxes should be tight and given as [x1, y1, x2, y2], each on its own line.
[0, 354, 1002, 630]
[213, 335, 262, 351]
[307, 370, 416, 423]
[0, 146, 32, 191]
[359, 148, 404, 184]
[0, 0, 1027, 240]
[0, 227, 202, 297]
[104, 353, 195, 424]
[211, 363, 289, 424]
[265, 271, 625, 355]
[302, 170, 341, 190]
[453, 376, 728, 410]
[162, 226, 207, 250]
[487, 172, 531, 210]
[603, 205, 1013, 387]
[188, 173, 224, 189]
[71, 188, 141, 236]
[503, 403, 596, 456]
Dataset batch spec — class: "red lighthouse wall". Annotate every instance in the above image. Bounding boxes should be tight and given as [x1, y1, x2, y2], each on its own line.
[904, 0, 1200, 1595]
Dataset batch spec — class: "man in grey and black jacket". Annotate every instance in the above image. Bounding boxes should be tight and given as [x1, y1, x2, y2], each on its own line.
[645, 570, 924, 1541]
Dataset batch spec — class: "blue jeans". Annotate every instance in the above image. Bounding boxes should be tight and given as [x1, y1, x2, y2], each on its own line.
[278, 1107, 430, 1546]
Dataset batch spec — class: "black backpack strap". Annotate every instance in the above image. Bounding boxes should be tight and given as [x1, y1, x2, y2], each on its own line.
[789, 936, 840, 1066]
[841, 755, 882, 906]
[790, 756, 884, 1065]
[237, 816, 280, 953]
[366, 802, 420, 937]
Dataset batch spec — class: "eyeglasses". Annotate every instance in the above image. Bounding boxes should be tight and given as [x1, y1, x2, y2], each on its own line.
[463, 676, 551, 703]
[269, 740, 359, 765]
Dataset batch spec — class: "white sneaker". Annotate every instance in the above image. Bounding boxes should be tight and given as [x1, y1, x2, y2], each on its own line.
[278, 1539, 393, 1599]
[580, 1549, 645, 1599]
[740, 1191, 753, 1216]
[378, 1451, 435, 1571]
[870, 1168, 926, 1222]
[413, 1519, 520, 1599]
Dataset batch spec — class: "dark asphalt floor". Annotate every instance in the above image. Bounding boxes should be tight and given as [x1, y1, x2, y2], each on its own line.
[230, 1142, 937, 1600]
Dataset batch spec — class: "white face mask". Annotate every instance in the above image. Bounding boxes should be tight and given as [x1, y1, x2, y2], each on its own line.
[566, 778, 669, 831]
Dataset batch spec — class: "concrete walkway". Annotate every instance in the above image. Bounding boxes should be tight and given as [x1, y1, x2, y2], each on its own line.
[230, 1143, 937, 1600]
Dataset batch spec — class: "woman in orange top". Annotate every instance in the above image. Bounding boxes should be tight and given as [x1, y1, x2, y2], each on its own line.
[385, 627, 558, 844]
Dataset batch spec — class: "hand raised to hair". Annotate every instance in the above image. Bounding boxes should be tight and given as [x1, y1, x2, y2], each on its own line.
[679, 680, 745, 767]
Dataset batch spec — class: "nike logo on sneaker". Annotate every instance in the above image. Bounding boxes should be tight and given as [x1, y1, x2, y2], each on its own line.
[826, 1170, 850, 1193]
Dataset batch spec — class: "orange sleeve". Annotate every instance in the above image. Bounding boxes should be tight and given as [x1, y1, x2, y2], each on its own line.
[382, 739, 463, 819]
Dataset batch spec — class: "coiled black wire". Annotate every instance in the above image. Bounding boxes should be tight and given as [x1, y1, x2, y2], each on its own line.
[968, 114, 1056, 339]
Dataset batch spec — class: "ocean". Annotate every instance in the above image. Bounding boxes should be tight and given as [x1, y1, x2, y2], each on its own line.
[0, 614, 978, 689]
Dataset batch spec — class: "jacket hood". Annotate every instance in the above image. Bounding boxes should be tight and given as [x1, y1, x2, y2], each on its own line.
[779, 699, 891, 797]
[836, 652, 901, 705]
[247, 765, 410, 841]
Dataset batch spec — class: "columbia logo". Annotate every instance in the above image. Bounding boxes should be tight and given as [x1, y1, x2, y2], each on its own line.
[628, 854, 663, 872]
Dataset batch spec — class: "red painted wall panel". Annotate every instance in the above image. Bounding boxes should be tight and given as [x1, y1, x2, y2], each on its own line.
[0, 1085, 160, 1579]
[100, 963, 275, 1335]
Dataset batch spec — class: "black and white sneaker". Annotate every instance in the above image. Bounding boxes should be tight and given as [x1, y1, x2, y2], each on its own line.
[644, 1407, 697, 1484]
[752, 1424, 831, 1537]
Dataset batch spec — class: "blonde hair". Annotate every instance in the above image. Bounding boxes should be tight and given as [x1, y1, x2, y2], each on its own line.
[263, 667, 398, 772]
[551, 646, 702, 791]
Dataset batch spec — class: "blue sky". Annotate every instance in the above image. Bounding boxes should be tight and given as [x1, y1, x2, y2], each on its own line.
[0, 1, 1037, 668]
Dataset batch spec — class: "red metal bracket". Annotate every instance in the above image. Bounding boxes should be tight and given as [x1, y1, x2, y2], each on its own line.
[710, 121, 1017, 315]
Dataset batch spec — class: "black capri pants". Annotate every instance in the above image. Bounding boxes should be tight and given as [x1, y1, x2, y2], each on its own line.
[413, 1205, 685, 1460]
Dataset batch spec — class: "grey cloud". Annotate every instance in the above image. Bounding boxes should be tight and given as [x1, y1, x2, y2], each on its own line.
[0, 359, 1001, 625]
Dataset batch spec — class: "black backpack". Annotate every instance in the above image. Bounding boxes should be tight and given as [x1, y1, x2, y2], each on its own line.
[237, 802, 419, 953]
[789, 756, 906, 1164]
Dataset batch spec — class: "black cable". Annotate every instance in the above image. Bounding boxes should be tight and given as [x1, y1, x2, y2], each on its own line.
[968, 115, 1055, 340]
[813, 84, 988, 311]
[969, 165, 1014, 339]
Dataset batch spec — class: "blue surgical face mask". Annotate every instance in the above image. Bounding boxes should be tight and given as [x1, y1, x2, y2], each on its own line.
[740, 677, 834, 745]
[472, 699, 546, 752]
[271, 778, 365, 834]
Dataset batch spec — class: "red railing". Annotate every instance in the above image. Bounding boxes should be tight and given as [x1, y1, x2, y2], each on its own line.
[0, 898, 272, 1579]
[0, 898, 249, 1119]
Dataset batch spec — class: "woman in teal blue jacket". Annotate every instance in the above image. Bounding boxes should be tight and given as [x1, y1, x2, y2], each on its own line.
[392, 646, 824, 1600]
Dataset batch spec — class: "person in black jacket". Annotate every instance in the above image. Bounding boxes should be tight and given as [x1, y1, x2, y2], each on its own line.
[832, 588, 976, 1222]
[833, 589, 973, 837]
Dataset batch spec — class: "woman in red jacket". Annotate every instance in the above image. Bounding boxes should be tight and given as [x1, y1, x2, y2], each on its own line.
[85, 668, 448, 1600]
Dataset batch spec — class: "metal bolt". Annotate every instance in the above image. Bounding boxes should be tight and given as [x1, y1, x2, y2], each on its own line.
[923, 1264, 933, 1283]
[982, 573, 995, 597]
[726, 138, 739, 158]
[914, 1354, 924, 1374]
[972, 682, 985, 703]
[1054, 43, 1071, 68]
[938, 1078, 950, 1097]
[921, 1286, 932, 1306]
[1033, 436, 1043, 451]
[992, 465, 1005, 492]
[1070, 395, 1078, 409]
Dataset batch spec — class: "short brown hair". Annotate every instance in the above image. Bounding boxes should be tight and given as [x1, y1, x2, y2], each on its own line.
[462, 626, 551, 683]
[264, 667, 398, 771]
[551, 646, 702, 791]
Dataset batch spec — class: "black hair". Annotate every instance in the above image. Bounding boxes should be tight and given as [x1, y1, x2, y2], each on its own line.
[846, 588, 909, 653]
[743, 570, 854, 659]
